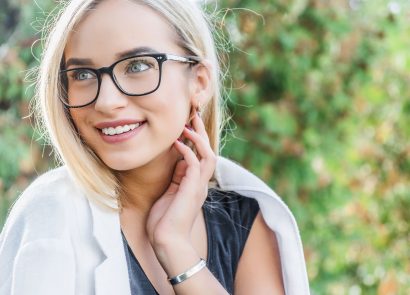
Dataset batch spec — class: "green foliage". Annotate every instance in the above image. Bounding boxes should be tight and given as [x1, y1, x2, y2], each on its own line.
[0, 0, 55, 224]
[1, 0, 409, 294]
[217, 0, 410, 293]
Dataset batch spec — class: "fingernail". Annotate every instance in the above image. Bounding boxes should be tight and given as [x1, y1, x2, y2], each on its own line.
[185, 124, 193, 131]
[177, 137, 183, 142]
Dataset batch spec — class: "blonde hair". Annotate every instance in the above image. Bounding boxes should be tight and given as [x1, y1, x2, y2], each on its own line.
[33, 0, 225, 210]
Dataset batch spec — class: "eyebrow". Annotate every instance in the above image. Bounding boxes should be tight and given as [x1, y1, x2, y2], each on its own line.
[116, 46, 158, 59]
[65, 46, 159, 68]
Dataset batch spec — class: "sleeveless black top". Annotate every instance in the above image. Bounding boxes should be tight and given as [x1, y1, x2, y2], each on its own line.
[121, 189, 260, 295]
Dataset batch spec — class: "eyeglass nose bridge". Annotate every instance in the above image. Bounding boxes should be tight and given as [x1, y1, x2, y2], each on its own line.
[95, 64, 127, 97]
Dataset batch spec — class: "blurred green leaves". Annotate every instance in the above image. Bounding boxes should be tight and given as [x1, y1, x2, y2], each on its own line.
[218, 0, 410, 293]
[0, 0, 54, 227]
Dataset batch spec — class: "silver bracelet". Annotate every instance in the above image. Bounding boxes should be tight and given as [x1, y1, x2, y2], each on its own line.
[168, 259, 207, 285]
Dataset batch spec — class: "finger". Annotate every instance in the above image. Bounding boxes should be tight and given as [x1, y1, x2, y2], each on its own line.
[189, 113, 216, 176]
[182, 128, 216, 181]
[182, 127, 212, 160]
[191, 111, 209, 143]
[172, 159, 188, 185]
[172, 140, 203, 200]
[173, 140, 200, 179]
[173, 141, 209, 207]
[165, 159, 188, 195]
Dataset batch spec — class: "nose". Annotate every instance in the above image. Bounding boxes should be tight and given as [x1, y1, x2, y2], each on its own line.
[94, 74, 128, 113]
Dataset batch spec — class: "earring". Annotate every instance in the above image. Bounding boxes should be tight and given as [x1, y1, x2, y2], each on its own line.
[196, 102, 202, 117]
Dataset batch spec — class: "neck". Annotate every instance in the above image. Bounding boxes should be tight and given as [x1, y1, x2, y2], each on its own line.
[117, 147, 180, 216]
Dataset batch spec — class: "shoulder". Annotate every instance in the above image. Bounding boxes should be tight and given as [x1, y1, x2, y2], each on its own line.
[216, 156, 311, 294]
[206, 189, 259, 228]
[215, 156, 298, 229]
[205, 190, 284, 294]
[207, 189, 259, 210]
[234, 211, 285, 294]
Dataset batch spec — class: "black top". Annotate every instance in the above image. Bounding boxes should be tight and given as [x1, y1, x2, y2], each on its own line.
[121, 189, 260, 295]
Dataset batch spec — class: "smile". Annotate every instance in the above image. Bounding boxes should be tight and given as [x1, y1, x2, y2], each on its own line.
[101, 122, 143, 136]
[96, 120, 147, 144]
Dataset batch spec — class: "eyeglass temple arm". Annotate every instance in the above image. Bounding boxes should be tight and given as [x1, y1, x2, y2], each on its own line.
[165, 54, 201, 64]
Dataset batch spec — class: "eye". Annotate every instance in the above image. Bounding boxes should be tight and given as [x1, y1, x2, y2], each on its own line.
[70, 69, 96, 81]
[126, 59, 152, 73]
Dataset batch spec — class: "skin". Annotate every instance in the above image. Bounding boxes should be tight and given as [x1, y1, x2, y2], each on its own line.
[65, 0, 285, 294]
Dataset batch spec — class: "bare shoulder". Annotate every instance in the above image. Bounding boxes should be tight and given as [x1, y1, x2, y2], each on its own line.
[234, 211, 285, 295]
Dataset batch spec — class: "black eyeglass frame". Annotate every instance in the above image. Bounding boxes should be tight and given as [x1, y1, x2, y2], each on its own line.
[59, 53, 201, 108]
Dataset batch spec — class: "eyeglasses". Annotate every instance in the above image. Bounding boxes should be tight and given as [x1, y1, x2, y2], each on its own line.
[59, 53, 200, 108]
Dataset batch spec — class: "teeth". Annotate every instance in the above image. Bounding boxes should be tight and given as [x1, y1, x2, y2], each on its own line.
[101, 123, 141, 136]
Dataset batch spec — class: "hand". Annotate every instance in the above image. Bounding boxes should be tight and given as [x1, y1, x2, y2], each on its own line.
[146, 112, 217, 253]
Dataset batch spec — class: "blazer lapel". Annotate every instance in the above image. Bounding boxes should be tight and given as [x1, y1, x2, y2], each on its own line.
[88, 199, 131, 295]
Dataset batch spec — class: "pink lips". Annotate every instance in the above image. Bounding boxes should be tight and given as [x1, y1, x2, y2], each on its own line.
[95, 119, 146, 144]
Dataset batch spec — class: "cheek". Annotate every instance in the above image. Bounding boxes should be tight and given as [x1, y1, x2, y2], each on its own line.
[146, 96, 190, 136]
[69, 109, 81, 130]
[142, 74, 192, 125]
[69, 109, 91, 139]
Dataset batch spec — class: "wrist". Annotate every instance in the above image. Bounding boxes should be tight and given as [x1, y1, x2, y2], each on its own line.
[151, 233, 191, 256]
[168, 258, 207, 285]
[153, 237, 196, 262]
[153, 239, 203, 278]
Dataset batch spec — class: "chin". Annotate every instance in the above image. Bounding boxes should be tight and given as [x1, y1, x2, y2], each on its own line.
[102, 155, 151, 171]
[98, 145, 177, 172]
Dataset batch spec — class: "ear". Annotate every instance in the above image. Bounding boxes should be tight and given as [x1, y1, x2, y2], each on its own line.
[189, 59, 213, 110]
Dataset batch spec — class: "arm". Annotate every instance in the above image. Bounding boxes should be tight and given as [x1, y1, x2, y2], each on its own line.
[146, 111, 229, 295]
[153, 241, 229, 295]
[234, 212, 285, 295]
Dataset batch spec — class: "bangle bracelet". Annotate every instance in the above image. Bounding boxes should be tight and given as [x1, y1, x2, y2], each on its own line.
[168, 259, 207, 285]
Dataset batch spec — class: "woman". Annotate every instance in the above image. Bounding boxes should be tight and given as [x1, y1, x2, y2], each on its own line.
[0, 0, 309, 294]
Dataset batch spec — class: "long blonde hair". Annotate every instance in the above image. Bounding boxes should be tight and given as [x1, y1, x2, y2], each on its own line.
[33, 0, 225, 210]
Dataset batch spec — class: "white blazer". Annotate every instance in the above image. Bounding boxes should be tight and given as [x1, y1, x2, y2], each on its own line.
[0, 156, 310, 295]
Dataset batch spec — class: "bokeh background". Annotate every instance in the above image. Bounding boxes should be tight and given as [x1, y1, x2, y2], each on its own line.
[1, 0, 409, 294]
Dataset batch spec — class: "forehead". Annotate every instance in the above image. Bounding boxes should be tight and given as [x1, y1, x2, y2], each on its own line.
[65, 0, 181, 64]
